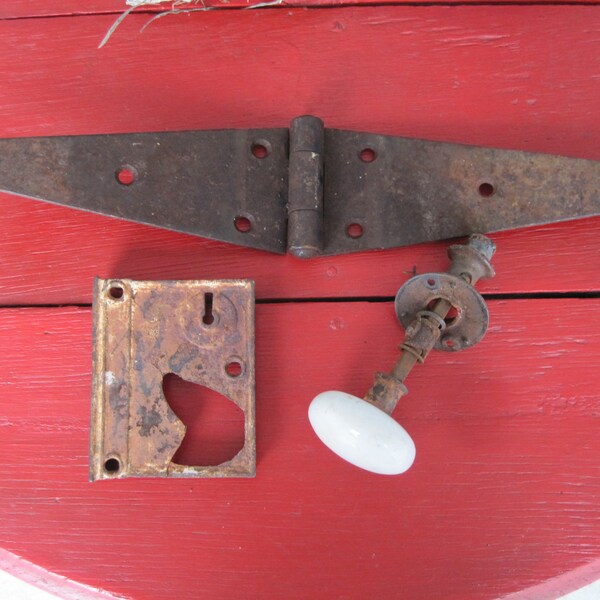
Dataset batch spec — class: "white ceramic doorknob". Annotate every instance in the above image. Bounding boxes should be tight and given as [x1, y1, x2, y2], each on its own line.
[308, 391, 416, 475]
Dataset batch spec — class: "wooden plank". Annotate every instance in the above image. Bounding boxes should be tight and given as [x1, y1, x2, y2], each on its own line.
[3, 0, 599, 20]
[3, 194, 600, 304]
[0, 1, 267, 19]
[2, 9, 598, 148]
[505, 559, 600, 600]
[1, 300, 600, 599]
[0, 7, 600, 303]
[0, 1, 124, 18]
[2, 4, 599, 599]
[0, 547, 115, 600]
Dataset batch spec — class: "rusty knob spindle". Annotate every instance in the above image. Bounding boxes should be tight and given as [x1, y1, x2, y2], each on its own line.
[309, 234, 496, 475]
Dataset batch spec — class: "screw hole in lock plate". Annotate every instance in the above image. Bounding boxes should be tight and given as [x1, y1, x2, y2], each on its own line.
[225, 360, 243, 378]
[104, 457, 121, 474]
[107, 285, 124, 300]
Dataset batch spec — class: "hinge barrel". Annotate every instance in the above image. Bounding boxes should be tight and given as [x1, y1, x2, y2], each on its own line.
[287, 115, 325, 258]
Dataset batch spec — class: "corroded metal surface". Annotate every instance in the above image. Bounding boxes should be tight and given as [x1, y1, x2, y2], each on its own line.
[395, 273, 489, 352]
[1, 117, 598, 257]
[287, 115, 325, 258]
[322, 131, 600, 255]
[90, 278, 255, 480]
[0, 129, 289, 254]
[366, 235, 496, 415]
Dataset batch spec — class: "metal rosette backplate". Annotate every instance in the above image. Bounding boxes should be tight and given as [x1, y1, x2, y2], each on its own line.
[394, 273, 489, 352]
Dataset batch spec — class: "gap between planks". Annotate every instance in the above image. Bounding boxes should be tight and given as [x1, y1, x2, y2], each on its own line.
[2, 290, 600, 310]
[2, 1, 600, 22]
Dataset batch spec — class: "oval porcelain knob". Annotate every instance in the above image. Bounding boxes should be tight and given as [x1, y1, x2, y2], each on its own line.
[308, 391, 416, 475]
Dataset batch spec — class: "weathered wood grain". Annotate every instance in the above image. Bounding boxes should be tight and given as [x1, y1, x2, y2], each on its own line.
[1, 8, 600, 304]
[2, 9, 599, 147]
[3, 0, 598, 21]
[1, 301, 599, 599]
[3, 194, 600, 304]
[2, 4, 600, 598]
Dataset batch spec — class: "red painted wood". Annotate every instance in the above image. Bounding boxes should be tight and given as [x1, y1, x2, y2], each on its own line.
[2, 4, 600, 598]
[4, 0, 599, 20]
[0, 2, 122, 18]
[0, 548, 115, 599]
[0, 1, 276, 20]
[2, 9, 599, 148]
[506, 559, 600, 600]
[1, 301, 600, 599]
[1, 8, 600, 303]
[3, 194, 600, 304]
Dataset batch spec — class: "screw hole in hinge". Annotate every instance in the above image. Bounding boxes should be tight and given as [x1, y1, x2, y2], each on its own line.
[234, 216, 252, 233]
[346, 223, 364, 239]
[116, 165, 137, 186]
[251, 140, 271, 159]
[359, 148, 377, 163]
[104, 457, 121, 474]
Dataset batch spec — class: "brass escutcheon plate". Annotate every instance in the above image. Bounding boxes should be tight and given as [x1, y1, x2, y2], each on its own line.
[90, 278, 255, 480]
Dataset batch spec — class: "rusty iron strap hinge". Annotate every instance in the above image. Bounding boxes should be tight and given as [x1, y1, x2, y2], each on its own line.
[1, 115, 599, 257]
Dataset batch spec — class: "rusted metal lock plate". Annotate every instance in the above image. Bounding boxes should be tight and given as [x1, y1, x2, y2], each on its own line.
[90, 278, 255, 480]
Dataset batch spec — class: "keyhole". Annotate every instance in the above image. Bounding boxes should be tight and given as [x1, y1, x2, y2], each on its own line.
[203, 293, 214, 325]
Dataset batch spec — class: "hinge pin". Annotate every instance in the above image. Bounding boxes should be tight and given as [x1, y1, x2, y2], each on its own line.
[287, 115, 325, 258]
